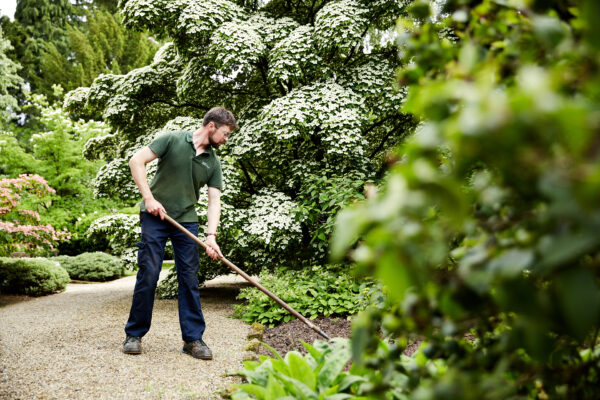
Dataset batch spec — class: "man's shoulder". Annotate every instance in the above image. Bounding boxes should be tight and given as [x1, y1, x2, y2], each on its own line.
[154, 130, 192, 143]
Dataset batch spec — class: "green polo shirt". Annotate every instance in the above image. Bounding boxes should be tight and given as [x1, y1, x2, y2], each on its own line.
[140, 131, 223, 223]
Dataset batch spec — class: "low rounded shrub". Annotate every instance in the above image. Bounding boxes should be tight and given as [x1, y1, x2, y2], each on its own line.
[0, 257, 70, 296]
[55, 252, 124, 282]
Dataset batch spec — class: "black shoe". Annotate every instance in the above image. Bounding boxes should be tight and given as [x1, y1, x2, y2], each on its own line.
[183, 339, 213, 360]
[123, 335, 142, 354]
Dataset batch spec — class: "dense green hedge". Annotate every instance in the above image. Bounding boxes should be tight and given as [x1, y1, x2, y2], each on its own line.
[55, 252, 124, 281]
[0, 257, 70, 296]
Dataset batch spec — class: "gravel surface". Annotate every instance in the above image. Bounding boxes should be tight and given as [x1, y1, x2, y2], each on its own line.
[0, 272, 250, 400]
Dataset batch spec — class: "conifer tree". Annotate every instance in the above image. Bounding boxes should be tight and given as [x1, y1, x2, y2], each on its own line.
[11, 0, 75, 96]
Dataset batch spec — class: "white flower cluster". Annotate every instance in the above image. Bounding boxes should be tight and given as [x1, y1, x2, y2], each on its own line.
[338, 57, 407, 113]
[123, 0, 245, 50]
[121, 0, 165, 31]
[247, 13, 299, 48]
[209, 20, 265, 76]
[88, 73, 124, 109]
[73, 43, 180, 127]
[92, 158, 139, 200]
[176, 0, 245, 45]
[314, 0, 369, 57]
[176, 57, 209, 103]
[239, 189, 301, 249]
[230, 117, 263, 157]
[63, 87, 90, 111]
[82, 134, 117, 161]
[259, 81, 368, 157]
[268, 25, 325, 85]
[161, 116, 202, 132]
[87, 213, 140, 255]
[120, 246, 139, 270]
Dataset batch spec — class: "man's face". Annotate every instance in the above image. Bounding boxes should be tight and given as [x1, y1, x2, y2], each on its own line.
[208, 123, 232, 148]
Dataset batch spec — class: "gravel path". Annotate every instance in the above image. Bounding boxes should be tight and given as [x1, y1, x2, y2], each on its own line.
[0, 272, 251, 400]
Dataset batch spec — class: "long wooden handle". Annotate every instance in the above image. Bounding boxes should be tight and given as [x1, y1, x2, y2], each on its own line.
[163, 214, 331, 341]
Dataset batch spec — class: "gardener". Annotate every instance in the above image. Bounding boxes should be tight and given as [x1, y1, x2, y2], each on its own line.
[122, 106, 237, 360]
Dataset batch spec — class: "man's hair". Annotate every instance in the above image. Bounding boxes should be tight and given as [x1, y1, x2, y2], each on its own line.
[203, 106, 238, 130]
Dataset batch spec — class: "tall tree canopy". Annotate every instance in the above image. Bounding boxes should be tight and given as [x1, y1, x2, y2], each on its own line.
[65, 0, 413, 281]
[10, 0, 75, 95]
[40, 9, 157, 93]
[0, 0, 157, 101]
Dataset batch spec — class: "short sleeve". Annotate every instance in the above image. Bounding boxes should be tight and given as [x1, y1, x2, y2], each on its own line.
[208, 157, 223, 190]
[148, 133, 173, 158]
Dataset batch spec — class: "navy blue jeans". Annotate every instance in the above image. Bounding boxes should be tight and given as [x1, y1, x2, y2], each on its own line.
[125, 212, 205, 342]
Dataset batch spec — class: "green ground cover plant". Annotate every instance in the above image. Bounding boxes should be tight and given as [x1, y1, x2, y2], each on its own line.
[233, 267, 377, 326]
[0, 257, 69, 296]
[232, 339, 359, 400]
[231, 337, 442, 399]
[54, 252, 124, 282]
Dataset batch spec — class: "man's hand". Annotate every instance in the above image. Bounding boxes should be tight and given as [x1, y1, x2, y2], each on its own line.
[145, 198, 167, 220]
[205, 235, 223, 260]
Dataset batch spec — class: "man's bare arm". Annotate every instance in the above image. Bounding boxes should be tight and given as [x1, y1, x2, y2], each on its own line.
[129, 146, 166, 219]
[205, 186, 222, 259]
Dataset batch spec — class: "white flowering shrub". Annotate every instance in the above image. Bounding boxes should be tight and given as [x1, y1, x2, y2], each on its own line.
[247, 13, 298, 48]
[67, 0, 415, 284]
[209, 21, 265, 76]
[242, 190, 302, 248]
[87, 213, 139, 258]
[268, 25, 325, 85]
[314, 0, 369, 58]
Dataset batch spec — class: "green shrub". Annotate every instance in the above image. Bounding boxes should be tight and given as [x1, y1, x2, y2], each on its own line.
[0, 257, 70, 296]
[55, 252, 124, 281]
[233, 266, 377, 326]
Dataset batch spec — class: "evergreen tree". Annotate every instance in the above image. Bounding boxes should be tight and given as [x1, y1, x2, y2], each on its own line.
[11, 0, 75, 96]
[39, 9, 157, 94]
[1, 0, 156, 102]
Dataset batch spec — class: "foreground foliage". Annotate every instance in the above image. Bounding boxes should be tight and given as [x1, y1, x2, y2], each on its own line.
[0, 257, 70, 296]
[332, 0, 600, 398]
[54, 252, 124, 282]
[231, 338, 443, 400]
[232, 267, 377, 326]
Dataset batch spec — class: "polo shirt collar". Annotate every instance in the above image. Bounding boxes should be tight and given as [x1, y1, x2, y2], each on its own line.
[186, 131, 214, 155]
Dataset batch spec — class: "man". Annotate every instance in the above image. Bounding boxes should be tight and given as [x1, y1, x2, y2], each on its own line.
[122, 106, 237, 360]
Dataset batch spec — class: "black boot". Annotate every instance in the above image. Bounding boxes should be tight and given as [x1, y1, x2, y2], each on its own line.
[183, 339, 213, 360]
[123, 335, 142, 354]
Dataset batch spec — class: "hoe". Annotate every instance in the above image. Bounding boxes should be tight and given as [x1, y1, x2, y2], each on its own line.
[163, 214, 331, 340]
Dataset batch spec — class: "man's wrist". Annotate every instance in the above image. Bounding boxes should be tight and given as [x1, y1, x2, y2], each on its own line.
[206, 232, 217, 237]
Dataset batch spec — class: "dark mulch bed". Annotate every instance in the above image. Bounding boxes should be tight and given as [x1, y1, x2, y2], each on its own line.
[258, 317, 352, 357]
[257, 316, 424, 358]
